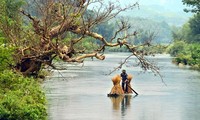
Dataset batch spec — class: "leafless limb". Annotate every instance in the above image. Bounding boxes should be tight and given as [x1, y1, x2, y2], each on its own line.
[107, 54, 133, 75]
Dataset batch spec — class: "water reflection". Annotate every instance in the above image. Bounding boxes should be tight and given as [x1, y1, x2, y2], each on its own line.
[110, 96, 124, 110]
[121, 95, 132, 116]
[110, 95, 138, 117]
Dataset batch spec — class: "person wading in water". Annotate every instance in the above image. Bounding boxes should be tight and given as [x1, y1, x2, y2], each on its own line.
[121, 69, 128, 93]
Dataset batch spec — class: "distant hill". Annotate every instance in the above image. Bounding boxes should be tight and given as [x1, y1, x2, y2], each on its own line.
[126, 17, 173, 44]
[94, 0, 192, 26]
[122, 4, 192, 26]
[97, 0, 193, 44]
[117, 1, 193, 44]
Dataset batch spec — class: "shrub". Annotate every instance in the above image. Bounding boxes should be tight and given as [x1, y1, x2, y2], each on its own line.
[167, 41, 187, 57]
[168, 42, 200, 70]
[0, 70, 47, 120]
[0, 45, 14, 72]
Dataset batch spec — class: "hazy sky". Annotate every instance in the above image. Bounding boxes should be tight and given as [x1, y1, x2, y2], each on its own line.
[118, 0, 183, 5]
[139, 0, 185, 9]
[139, 0, 183, 5]
[92, 0, 191, 17]
[93, 0, 187, 11]
[99, 0, 191, 26]
[119, 0, 184, 9]
[108, 0, 189, 13]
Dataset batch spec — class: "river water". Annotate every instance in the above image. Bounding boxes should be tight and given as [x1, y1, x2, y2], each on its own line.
[43, 53, 200, 120]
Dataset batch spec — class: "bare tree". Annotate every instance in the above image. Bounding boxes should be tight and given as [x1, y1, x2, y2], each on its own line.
[1, 0, 160, 77]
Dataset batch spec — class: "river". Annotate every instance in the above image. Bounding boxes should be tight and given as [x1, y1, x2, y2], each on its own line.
[43, 53, 200, 120]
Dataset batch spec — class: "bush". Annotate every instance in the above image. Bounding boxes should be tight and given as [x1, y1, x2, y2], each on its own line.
[168, 42, 200, 70]
[167, 41, 187, 57]
[190, 44, 200, 69]
[0, 45, 15, 72]
[175, 54, 191, 65]
[0, 70, 47, 120]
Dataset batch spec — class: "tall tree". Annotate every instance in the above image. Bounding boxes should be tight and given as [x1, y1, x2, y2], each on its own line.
[0, 0, 159, 77]
[188, 14, 200, 43]
[182, 0, 200, 43]
[183, 0, 200, 13]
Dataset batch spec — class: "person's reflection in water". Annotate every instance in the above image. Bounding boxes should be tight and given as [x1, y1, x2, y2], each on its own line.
[121, 95, 132, 116]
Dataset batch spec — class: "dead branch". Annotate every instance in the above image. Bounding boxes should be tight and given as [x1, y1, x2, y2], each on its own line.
[107, 54, 133, 75]
[65, 52, 105, 63]
[2, 0, 163, 79]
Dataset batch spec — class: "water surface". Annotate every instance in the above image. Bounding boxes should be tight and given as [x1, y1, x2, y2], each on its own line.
[44, 53, 200, 120]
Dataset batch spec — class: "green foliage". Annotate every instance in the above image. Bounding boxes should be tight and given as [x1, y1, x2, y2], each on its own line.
[167, 42, 200, 70]
[107, 45, 168, 54]
[0, 46, 15, 72]
[174, 44, 200, 68]
[0, 70, 47, 120]
[94, 22, 115, 41]
[187, 14, 200, 43]
[167, 41, 187, 57]
[171, 14, 200, 43]
[107, 46, 129, 52]
[0, 31, 6, 44]
[175, 54, 192, 65]
[170, 1, 200, 70]
[0, 0, 24, 45]
[74, 37, 99, 53]
[142, 45, 168, 54]
[0, 0, 24, 19]
[190, 44, 200, 67]
[189, 14, 200, 35]
[182, 0, 200, 13]
[171, 23, 193, 42]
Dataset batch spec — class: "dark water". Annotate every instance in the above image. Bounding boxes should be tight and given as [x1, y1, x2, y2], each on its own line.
[43, 53, 200, 120]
